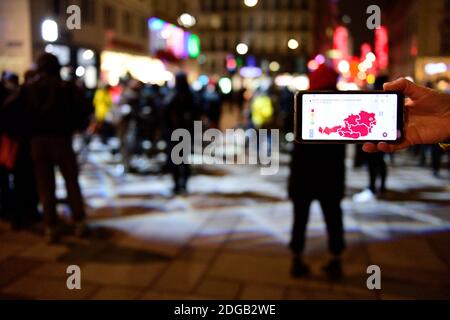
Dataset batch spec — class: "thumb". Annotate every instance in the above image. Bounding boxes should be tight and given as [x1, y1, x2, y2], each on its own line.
[383, 78, 429, 100]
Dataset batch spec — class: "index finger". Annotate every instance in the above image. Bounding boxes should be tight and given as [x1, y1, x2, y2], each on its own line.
[383, 78, 429, 100]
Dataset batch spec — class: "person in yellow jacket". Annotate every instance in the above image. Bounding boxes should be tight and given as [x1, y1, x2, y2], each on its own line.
[250, 90, 274, 129]
[92, 84, 113, 143]
[93, 84, 112, 122]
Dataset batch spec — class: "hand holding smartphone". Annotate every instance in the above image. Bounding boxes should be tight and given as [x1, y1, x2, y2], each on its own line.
[294, 91, 404, 144]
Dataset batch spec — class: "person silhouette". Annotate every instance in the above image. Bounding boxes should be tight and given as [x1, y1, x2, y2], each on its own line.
[288, 64, 346, 280]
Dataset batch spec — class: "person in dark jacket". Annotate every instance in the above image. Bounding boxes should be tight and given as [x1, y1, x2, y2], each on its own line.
[368, 76, 388, 193]
[3, 53, 92, 242]
[288, 64, 346, 280]
[165, 72, 199, 195]
[0, 70, 41, 229]
[0, 73, 16, 221]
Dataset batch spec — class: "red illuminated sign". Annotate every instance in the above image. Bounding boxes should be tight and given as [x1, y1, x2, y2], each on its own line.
[360, 43, 372, 62]
[333, 26, 350, 59]
[375, 26, 389, 70]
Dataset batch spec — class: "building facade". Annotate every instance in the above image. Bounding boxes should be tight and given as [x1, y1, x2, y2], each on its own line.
[182, 0, 316, 76]
[1, 0, 153, 85]
[385, 0, 450, 83]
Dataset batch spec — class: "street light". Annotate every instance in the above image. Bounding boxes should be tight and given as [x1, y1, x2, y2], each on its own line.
[41, 19, 58, 42]
[288, 39, 299, 50]
[178, 13, 196, 28]
[236, 43, 249, 55]
[244, 0, 258, 7]
[269, 61, 280, 72]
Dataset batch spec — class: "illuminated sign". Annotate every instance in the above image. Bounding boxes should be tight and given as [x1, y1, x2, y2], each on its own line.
[240, 66, 262, 78]
[333, 26, 349, 59]
[360, 43, 372, 62]
[100, 51, 173, 86]
[375, 26, 388, 70]
[188, 34, 201, 59]
[149, 17, 201, 61]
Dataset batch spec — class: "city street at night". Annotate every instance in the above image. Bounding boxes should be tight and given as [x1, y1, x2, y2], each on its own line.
[1, 0, 450, 309]
[0, 144, 449, 300]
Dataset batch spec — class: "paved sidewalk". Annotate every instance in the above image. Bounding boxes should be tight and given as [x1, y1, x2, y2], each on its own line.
[0, 151, 449, 300]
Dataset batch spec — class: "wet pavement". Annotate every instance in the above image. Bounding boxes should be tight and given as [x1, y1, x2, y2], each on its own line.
[0, 146, 449, 300]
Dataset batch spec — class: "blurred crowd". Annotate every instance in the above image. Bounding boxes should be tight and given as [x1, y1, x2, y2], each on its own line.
[0, 52, 448, 277]
[0, 52, 291, 237]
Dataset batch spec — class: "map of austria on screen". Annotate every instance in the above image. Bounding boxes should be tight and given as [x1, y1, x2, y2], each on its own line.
[301, 93, 398, 141]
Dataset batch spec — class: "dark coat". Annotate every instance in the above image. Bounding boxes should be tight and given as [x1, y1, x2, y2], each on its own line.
[1, 75, 92, 137]
[288, 144, 346, 200]
[165, 89, 200, 133]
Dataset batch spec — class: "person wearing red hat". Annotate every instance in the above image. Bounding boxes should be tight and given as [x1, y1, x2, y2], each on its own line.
[288, 63, 346, 280]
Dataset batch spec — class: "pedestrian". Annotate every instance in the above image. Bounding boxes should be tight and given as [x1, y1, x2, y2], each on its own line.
[353, 76, 389, 202]
[117, 78, 143, 173]
[202, 83, 223, 129]
[3, 53, 93, 242]
[0, 70, 41, 229]
[0, 73, 17, 222]
[165, 72, 199, 195]
[288, 64, 346, 280]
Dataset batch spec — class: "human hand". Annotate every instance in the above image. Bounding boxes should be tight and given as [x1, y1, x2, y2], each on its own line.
[363, 78, 450, 153]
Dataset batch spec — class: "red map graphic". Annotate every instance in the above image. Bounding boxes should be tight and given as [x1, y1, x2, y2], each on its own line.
[319, 111, 376, 139]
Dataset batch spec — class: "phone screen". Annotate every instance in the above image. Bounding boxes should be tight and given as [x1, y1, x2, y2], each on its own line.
[300, 93, 401, 142]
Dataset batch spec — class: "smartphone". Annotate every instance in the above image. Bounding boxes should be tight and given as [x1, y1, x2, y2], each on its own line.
[294, 91, 404, 144]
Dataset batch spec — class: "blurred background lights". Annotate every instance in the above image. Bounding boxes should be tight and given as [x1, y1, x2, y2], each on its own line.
[188, 34, 201, 58]
[41, 19, 58, 42]
[178, 13, 196, 28]
[367, 74, 376, 84]
[292, 75, 310, 91]
[149, 17, 164, 30]
[236, 43, 249, 55]
[82, 49, 95, 61]
[75, 66, 85, 77]
[424, 62, 447, 75]
[288, 39, 299, 50]
[198, 75, 209, 86]
[218, 77, 233, 94]
[285, 132, 295, 143]
[342, 14, 352, 25]
[244, 0, 258, 7]
[226, 56, 237, 70]
[240, 66, 262, 78]
[269, 61, 280, 72]
[366, 52, 376, 62]
[315, 54, 326, 65]
[307, 60, 319, 71]
[338, 60, 350, 73]
[358, 63, 367, 72]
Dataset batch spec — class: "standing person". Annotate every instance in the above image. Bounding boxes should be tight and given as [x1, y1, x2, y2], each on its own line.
[92, 83, 114, 144]
[202, 83, 223, 129]
[165, 73, 199, 195]
[353, 77, 389, 202]
[0, 72, 18, 222]
[368, 77, 389, 193]
[279, 86, 295, 134]
[288, 64, 346, 280]
[117, 79, 143, 173]
[4, 53, 92, 242]
[1, 70, 41, 230]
